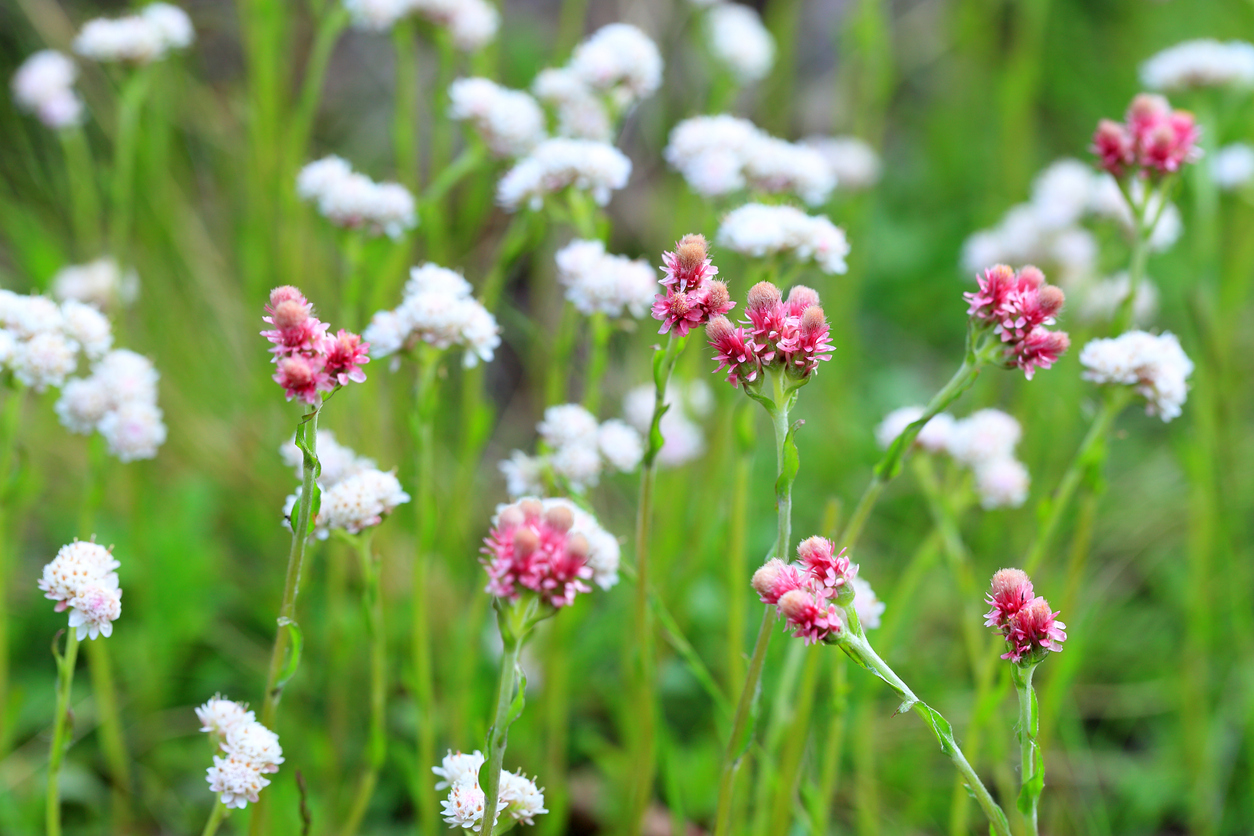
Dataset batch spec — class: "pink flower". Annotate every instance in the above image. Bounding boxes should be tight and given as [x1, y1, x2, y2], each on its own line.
[481, 500, 593, 608]
[323, 329, 370, 384]
[651, 235, 733, 336]
[778, 588, 843, 645]
[784, 285, 820, 318]
[784, 306, 835, 376]
[797, 536, 855, 600]
[983, 568, 1034, 629]
[659, 234, 718, 293]
[710, 280, 837, 387]
[1001, 597, 1067, 663]
[707, 315, 763, 387]
[1091, 119, 1134, 176]
[751, 558, 805, 605]
[744, 282, 788, 349]
[261, 287, 328, 357]
[965, 265, 1069, 380]
[1014, 327, 1070, 380]
[1092, 93, 1200, 178]
[652, 290, 706, 337]
[273, 354, 332, 404]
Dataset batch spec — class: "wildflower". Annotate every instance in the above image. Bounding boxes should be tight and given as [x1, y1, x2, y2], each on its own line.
[705, 3, 775, 84]
[196, 696, 255, 738]
[964, 264, 1070, 379]
[532, 68, 612, 141]
[1212, 143, 1254, 190]
[986, 571, 1066, 664]
[315, 469, 410, 536]
[650, 235, 732, 337]
[52, 258, 139, 310]
[707, 280, 835, 388]
[11, 50, 83, 129]
[296, 156, 416, 239]
[622, 381, 710, 467]
[499, 451, 546, 498]
[1140, 39, 1254, 91]
[597, 419, 644, 472]
[946, 409, 1022, 467]
[984, 568, 1034, 630]
[59, 300, 112, 360]
[497, 138, 631, 211]
[803, 136, 882, 191]
[449, 78, 546, 158]
[482, 499, 598, 607]
[73, 4, 194, 64]
[973, 457, 1030, 509]
[403, 0, 499, 49]
[97, 400, 167, 461]
[263, 286, 369, 402]
[778, 589, 844, 645]
[323, 329, 370, 384]
[707, 316, 762, 388]
[751, 558, 806, 605]
[1079, 330, 1194, 421]
[206, 756, 269, 809]
[499, 770, 548, 825]
[12, 331, 79, 391]
[223, 721, 284, 774]
[568, 23, 662, 105]
[851, 576, 885, 630]
[717, 203, 850, 274]
[555, 239, 656, 318]
[39, 540, 122, 640]
[1091, 93, 1200, 178]
[201, 703, 283, 809]
[433, 750, 486, 790]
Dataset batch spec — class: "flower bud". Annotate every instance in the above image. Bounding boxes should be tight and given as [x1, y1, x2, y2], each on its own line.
[746, 281, 782, 312]
[566, 532, 589, 559]
[1037, 285, 1065, 315]
[498, 506, 525, 529]
[777, 588, 815, 623]
[786, 284, 820, 311]
[543, 505, 574, 532]
[1017, 265, 1045, 290]
[706, 280, 731, 313]
[706, 315, 735, 343]
[517, 498, 544, 520]
[271, 299, 309, 330]
[276, 355, 314, 388]
[800, 306, 826, 335]
[269, 285, 306, 308]
[675, 234, 709, 272]
[513, 527, 539, 558]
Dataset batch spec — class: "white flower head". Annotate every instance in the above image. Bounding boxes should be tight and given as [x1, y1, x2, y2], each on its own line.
[196, 696, 256, 738]
[548, 442, 602, 491]
[1080, 330, 1194, 421]
[12, 331, 79, 391]
[717, 203, 850, 274]
[297, 156, 416, 239]
[874, 407, 953, 453]
[207, 756, 270, 809]
[555, 239, 656, 318]
[449, 77, 546, 158]
[623, 383, 706, 467]
[433, 749, 486, 790]
[98, 400, 166, 461]
[224, 721, 284, 773]
[74, 4, 194, 64]
[1140, 39, 1254, 91]
[52, 258, 139, 309]
[316, 468, 411, 536]
[367, 264, 499, 367]
[532, 68, 612, 141]
[59, 300, 113, 360]
[706, 3, 775, 83]
[851, 575, 885, 630]
[1031, 159, 1097, 231]
[343, 0, 411, 30]
[946, 409, 1021, 467]
[1213, 143, 1254, 191]
[11, 50, 83, 129]
[55, 376, 113, 434]
[537, 404, 600, 450]
[597, 419, 643, 473]
[499, 770, 548, 826]
[499, 451, 546, 499]
[497, 138, 631, 211]
[974, 457, 1030, 509]
[569, 23, 662, 105]
[1076, 273, 1159, 326]
[803, 136, 881, 191]
[67, 583, 122, 640]
[39, 540, 119, 612]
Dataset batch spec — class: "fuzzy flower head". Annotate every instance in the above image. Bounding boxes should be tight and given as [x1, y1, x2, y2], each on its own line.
[1091, 93, 1200, 178]
[1080, 330, 1193, 421]
[67, 583, 122, 640]
[497, 138, 631, 211]
[365, 264, 499, 368]
[11, 50, 83, 129]
[433, 749, 486, 790]
[708, 281, 834, 387]
[296, 156, 416, 238]
[984, 568, 1034, 630]
[986, 571, 1067, 665]
[705, 3, 775, 84]
[481, 499, 595, 608]
[964, 264, 1070, 379]
[449, 77, 546, 158]
[435, 757, 545, 831]
[650, 235, 733, 337]
[52, 258, 139, 310]
[207, 756, 269, 809]
[568, 23, 662, 106]
[717, 203, 849, 274]
[196, 696, 256, 739]
[315, 468, 411, 537]
[38, 539, 119, 612]
[73, 4, 194, 64]
[203, 708, 282, 808]
[756, 537, 862, 646]
[555, 239, 656, 319]
[1140, 39, 1254, 92]
[262, 286, 368, 403]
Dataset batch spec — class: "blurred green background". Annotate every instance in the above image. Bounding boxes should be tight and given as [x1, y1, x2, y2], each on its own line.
[1, 0, 1253, 834]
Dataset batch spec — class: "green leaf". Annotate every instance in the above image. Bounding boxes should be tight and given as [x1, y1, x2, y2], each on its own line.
[1016, 746, 1045, 815]
[505, 669, 527, 729]
[275, 617, 304, 693]
[773, 419, 802, 508]
[306, 483, 322, 537]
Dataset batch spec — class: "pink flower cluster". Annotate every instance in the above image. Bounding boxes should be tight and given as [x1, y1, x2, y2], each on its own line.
[707, 282, 835, 388]
[481, 499, 592, 609]
[650, 234, 734, 337]
[752, 536, 856, 645]
[964, 264, 1070, 380]
[261, 286, 370, 404]
[1092, 93, 1200, 178]
[984, 568, 1067, 664]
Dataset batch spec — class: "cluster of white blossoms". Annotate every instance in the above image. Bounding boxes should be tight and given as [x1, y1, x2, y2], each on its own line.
[434, 750, 548, 831]
[197, 696, 283, 809]
[344, 0, 498, 49]
[500, 403, 644, 496]
[1139, 39, 1254, 91]
[497, 138, 632, 211]
[449, 78, 546, 158]
[0, 289, 106, 390]
[554, 239, 656, 318]
[1213, 143, 1254, 191]
[280, 431, 409, 539]
[877, 407, 1030, 509]
[1075, 272, 1159, 326]
[665, 115, 837, 205]
[38, 540, 122, 640]
[803, 136, 882, 192]
[363, 264, 500, 367]
[296, 156, 416, 239]
[52, 258, 139, 311]
[623, 380, 712, 468]
[57, 349, 167, 462]
[11, 50, 83, 129]
[73, 3, 194, 64]
[717, 203, 851, 274]
[1080, 331, 1194, 422]
[702, 2, 775, 84]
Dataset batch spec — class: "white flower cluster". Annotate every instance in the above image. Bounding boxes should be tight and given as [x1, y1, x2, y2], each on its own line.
[665, 115, 836, 205]
[1080, 331, 1194, 422]
[344, 0, 498, 48]
[363, 264, 500, 367]
[497, 138, 632, 211]
[1213, 143, 1254, 191]
[717, 203, 850, 274]
[280, 431, 409, 539]
[296, 156, 416, 239]
[434, 750, 548, 831]
[52, 258, 139, 310]
[1075, 272, 1158, 326]
[11, 50, 83, 129]
[198, 696, 283, 809]
[622, 380, 711, 468]
[532, 67, 613, 141]
[73, 3, 194, 64]
[704, 3, 775, 84]
[877, 407, 1030, 509]
[56, 349, 167, 462]
[500, 403, 643, 496]
[449, 78, 546, 158]
[851, 576, 885, 630]
[38, 540, 122, 640]
[803, 136, 882, 191]
[1140, 39, 1254, 91]
[554, 239, 656, 318]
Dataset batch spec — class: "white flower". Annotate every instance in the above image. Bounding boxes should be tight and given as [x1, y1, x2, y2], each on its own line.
[67, 583, 122, 640]
[344, 0, 411, 30]
[597, 419, 643, 472]
[874, 407, 953, 453]
[568, 23, 662, 105]
[442, 780, 492, 829]
[55, 376, 112, 434]
[142, 3, 195, 50]
[38, 540, 119, 611]
[499, 770, 548, 825]
[973, 457, 1030, 509]
[554, 239, 656, 318]
[742, 136, 835, 205]
[1140, 39, 1254, 91]
[717, 203, 850, 274]
[499, 451, 546, 498]
[706, 3, 775, 83]
[196, 696, 255, 738]
[946, 409, 1021, 467]
[548, 442, 602, 491]
[94, 348, 160, 405]
[316, 468, 411, 536]
[409, 0, 499, 50]
[537, 404, 600, 449]
[803, 136, 881, 191]
[1213, 143, 1254, 190]
[11, 50, 83, 129]
[98, 400, 167, 461]
[52, 258, 139, 309]
[74, 5, 194, 64]
[449, 78, 546, 158]
[1030, 159, 1097, 231]
[433, 749, 486, 790]
[1079, 330, 1194, 421]
[224, 721, 284, 773]
[623, 384, 706, 467]
[367, 264, 499, 367]
[2, 293, 63, 337]
[59, 300, 112, 360]
[497, 138, 631, 211]
[532, 68, 611, 141]
[296, 155, 352, 200]
[297, 156, 416, 239]
[851, 576, 885, 630]
[12, 331, 79, 390]
[1076, 273, 1159, 325]
[207, 755, 270, 809]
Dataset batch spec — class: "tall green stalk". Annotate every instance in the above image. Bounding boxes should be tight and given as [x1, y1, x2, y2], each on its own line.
[392, 22, 419, 189]
[581, 313, 611, 414]
[725, 403, 755, 691]
[59, 127, 101, 256]
[46, 630, 80, 836]
[0, 388, 24, 757]
[1013, 662, 1043, 836]
[341, 532, 386, 835]
[199, 798, 227, 836]
[109, 68, 155, 264]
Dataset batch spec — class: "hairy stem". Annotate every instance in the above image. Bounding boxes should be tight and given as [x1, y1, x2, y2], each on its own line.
[481, 599, 536, 833]
[46, 630, 80, 836]
[1015, 663, 1042, 836]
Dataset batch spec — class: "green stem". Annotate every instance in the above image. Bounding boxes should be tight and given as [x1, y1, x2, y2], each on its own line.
[341, 533, 386, 836]
[200, 798, 228, 836]
[392, 22, 419, 189]
[545, 305, 580, 406]
[46, 630, 80, 836]
[109, 67, 154, 264]
[481, 600, 536, 834]
[87, 640, 132, 827]
[421, 143, 486, 208]
[424, 31, 458, 261]
[341, 232, 366, 331]
[1014, 663, 1042, 836]
[59, 126, 101, 256]
[725, 402, 755, 691]
[287, 4, 349, 171]
[1023, 388, 1129, 576]
[843, 632, 1011, 836]
[250, 403, 321, 836]
[0, 388, 24, 757]
[580, 313, 611, 413]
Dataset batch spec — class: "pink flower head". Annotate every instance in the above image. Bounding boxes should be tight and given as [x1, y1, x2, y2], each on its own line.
[744, 282, 787, 349]
[660, 234, 718, 293]
[261, 286, 328, 357]
[785, 306, 835, 376]
[1091, 119, 1134, 176]
[751, 557, 806, 605]
[1014, 327, 1070, 380]
[965, 265, 1069, 379]
[1092, 93, 1200, 178]
[797, 536, 855, 600]
[785, 285, 821, 318]
[273, 354, 332, 404]
[1001, 597, 1067, 663]
[707, 315, 762, 388]
[778, 588, 843, 645]
[984, 568, 1034, 629]
[323, 329, 371, 384]
[481, 500, 593, 608]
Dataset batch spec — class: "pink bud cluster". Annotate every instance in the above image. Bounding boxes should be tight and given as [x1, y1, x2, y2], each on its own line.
[481, 499, 593, 609]
[707, 282, 835, 388]
[650, 234, 734, 337]
[964, 264, 1070, 380]
[984, 568, 1067, 664]
[261, 286, 370, 404]
[752, 536, 856, 645]
[1092, 93, 1200, 178]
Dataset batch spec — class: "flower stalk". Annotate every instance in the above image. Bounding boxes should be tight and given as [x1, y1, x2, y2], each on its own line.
[1014, 662, 1043, 835]
[46, 629, 80, 836]
[200, 798, 228, 836]
[340, 532, 386, 836]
